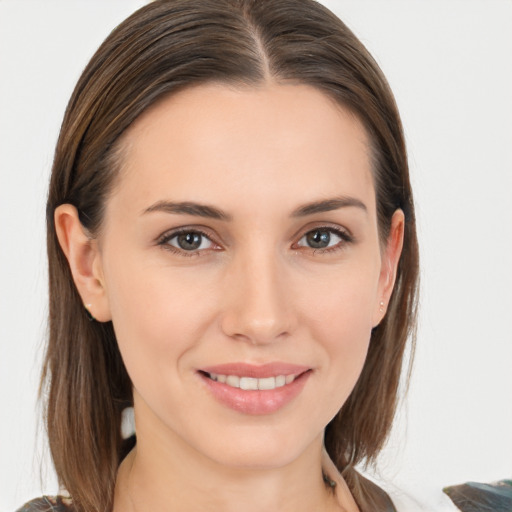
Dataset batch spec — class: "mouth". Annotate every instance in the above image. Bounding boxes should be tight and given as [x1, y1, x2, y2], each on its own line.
[197, 363, 312, 415]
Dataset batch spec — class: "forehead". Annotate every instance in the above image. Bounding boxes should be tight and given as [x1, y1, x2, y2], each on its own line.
[111, 82, 375, 218]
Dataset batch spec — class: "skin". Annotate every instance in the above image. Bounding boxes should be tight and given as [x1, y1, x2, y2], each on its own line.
[55, 82, 404, 512]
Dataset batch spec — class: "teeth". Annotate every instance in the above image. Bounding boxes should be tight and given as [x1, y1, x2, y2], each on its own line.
[258, 377, 276, 390]
[240, 377, 258, 390]
[207, 372, 299, 390]
[226, 375, 240, 387]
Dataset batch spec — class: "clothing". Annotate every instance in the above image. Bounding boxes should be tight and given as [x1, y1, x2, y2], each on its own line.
[15, 480, 512, 512]
[15, 496, 73, 512]
[385, 480, 512, 512]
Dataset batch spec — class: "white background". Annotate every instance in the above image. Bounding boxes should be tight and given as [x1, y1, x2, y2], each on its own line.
[1, 1, 511, 511]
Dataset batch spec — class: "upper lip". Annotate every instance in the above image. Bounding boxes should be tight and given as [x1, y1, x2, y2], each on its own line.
[199, 362, 310, 378]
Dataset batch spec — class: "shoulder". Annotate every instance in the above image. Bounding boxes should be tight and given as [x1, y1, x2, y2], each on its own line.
[15, 496, 74, 512]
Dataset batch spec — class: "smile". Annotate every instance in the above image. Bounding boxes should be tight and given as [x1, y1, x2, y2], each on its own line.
[198, 363, 312, 415]
[205, 372, 299, 390]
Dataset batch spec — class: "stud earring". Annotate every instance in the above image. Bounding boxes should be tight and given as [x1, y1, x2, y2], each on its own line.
[379, 300, 385, 313]
[84, 303, 96, 322]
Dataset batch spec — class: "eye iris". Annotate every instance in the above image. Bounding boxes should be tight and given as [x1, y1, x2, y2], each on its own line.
[177, 232, 202, 250]
[307, 230, 330, 248]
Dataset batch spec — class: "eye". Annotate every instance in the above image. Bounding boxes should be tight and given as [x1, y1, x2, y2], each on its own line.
[295, 227, 351, 252]
[159, 229, 216, 254]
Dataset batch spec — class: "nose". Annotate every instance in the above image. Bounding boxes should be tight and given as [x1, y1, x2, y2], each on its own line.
[220, 249, 296, 345]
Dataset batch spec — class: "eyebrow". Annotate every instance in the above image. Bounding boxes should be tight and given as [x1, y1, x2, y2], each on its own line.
[291, 196, 367, 217]
[142, 195, 367, 221]
[142, 201, 232, 221]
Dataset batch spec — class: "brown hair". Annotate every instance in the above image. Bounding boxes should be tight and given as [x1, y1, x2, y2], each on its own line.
[43, 1, 419, 511]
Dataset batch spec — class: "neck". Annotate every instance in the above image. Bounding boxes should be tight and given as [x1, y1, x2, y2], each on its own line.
[113, 401, 359, 512]
[115, 444, 345, 512]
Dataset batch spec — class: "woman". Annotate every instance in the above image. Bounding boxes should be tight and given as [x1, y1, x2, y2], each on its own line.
[18, 0, 419, 510]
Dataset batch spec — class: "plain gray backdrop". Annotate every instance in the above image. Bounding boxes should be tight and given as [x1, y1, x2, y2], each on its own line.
[1, 1, 511, 510]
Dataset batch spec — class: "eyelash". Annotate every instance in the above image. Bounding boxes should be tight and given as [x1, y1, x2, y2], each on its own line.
[295, 226, 354, 255]
[157, 228, 218, 257]
[157, 225, 354, 257]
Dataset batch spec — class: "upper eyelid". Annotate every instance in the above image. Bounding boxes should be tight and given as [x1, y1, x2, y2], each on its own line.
[299, 228, 343, 240]
[292, 223, 353, 242]
[157, 226, 217, 243]
[294, 226, 352, 246]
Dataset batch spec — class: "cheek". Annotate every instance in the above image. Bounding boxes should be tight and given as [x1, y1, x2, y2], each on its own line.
[297, 264, 378, 398]
[299, 258, 379, 335]
[102, 254, 217, 390]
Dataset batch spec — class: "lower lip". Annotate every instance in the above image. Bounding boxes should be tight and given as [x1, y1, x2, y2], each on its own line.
[199, 371, 311, 415]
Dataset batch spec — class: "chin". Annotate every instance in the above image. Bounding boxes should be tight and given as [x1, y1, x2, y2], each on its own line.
[193, 424, 322, 471]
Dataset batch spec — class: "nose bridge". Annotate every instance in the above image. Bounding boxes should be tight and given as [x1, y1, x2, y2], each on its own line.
[221, 242, 294, 344]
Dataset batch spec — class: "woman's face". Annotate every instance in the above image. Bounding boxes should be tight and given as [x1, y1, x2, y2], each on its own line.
[92, 83, 401, 469]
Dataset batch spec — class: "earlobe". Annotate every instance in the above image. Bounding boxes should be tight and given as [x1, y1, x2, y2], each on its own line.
[54, 204, 111, 322]
[373, 209, 405, 326]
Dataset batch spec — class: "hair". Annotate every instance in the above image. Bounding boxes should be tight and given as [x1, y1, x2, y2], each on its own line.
[42, 1, 419, 511]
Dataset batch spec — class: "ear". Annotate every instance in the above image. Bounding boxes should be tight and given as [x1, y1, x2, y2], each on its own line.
[373, 209, 405, 326]
[54, 204, 112, 322]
